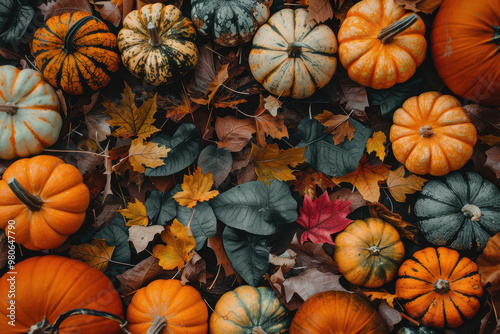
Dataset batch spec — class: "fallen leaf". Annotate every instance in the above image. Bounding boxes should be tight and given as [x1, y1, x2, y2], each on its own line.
[38, 0, 92, 20]
[205, 64, 229, 105]
[158, 81, 199, 122]
[328, 188, 369, 211]
[297, 192, 352, 244]
[85, 111, 112, 142]
[172, 166, 220, 208]
[249, 143, 306, 184]
[69, 239, 115, 272]
[128, 225, 164, 253]
[477, 233, 500, 332]
[386, 166, 427, 202]
[128, 138, 171, 174]
[215, 116, 256, 152]
[91, 0, 121, 27]
[363, 290, 397, 308]
[479, 135, 500, 147]
[153, 219, 196, 270]
[254, 96, 289, 146]
[264, 95, 282, 117]
[307, 0, 333, 23]
[332, 155, 390, 202]
[207, 231, 241, 282]
[118, 198, 149, 226]
[366, 131, 387, 161]
[368, 202, 419, 243]
[181, 252, 207, 285]
[485, 146, 500, 178]
[116, 256, 164, 297]
[395, 0, 444, 13]
[315, 110, 355, 145]
[269, 250, 297, 273]
[290, 167, 336, 199]
[463, 104, 500, 134]
[288, 241, 337, 272]
[103, 82, 160, 140]
[283, 268, 346, 303]
[378, 300, 403, 332]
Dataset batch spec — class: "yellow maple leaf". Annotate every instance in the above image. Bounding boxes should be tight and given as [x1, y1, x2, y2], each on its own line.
[479, 134, 500, 146]
[249, 143, 306, 184]
[128, 138, 171, 174]
[69, 239, 115, 272]
[153, 219, 196, 270]
[118, 198, 149, 226]
[103, 82, 160, 140]
[315, 110, 355, 145]
[366, 131, 387, 161]
[386, 166, 427, 202]
[173, 167, 220, 208]
[332, 155, 390, 202]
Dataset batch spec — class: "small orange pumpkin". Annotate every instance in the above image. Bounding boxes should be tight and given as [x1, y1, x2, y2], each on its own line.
[0, 155, 90, 250]
[390, 91, 477, 176]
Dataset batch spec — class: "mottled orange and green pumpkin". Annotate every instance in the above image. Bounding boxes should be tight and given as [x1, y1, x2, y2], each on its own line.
[32, 11, 120, 95]
[334, 217, 405, 288]
[118, 3, 199, 86]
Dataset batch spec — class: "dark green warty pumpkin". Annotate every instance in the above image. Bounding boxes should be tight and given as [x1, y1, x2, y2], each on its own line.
[414, 171, 500, 251]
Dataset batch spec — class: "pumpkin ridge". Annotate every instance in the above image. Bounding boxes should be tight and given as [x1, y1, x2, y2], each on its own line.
[448, 296, 468, 323]
[409, 256, 435, 278]
[233, 289, 257, 327]
[379, 253, 402, 265]
[72, 56, 94, 92]
[450, 270, 480, 283]
[40, 23, 64, 43]
[397, 275, 432, 284]
[74, 52, 115, 79]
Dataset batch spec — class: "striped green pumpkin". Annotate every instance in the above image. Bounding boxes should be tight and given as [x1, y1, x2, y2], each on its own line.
[118, 3, 199, 85]
[414, 171, 500, 251]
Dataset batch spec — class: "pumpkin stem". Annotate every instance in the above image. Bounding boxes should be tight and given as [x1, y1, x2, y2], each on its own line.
[7, 178, 44, 212]
[368, 245, 381, 256]
[63, 15, 97, 54]
[492, 25, 500, 51]
[27, 309, 130, 334]
[252, 326, 268, 334]
[146, 316, 167, 334]
[0, 102, 18, 115]
[378, 13, 419, 44]
[419, 125, 434, 138]
[434, 279, 450, 295]
[147, 22, 163, 47]
[287, 41, 312, 57]
[462, 204, 481, 221]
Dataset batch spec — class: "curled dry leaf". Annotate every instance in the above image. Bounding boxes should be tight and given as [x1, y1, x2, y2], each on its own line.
[368, 202, 419, 243]
[181, 252, 207, 285]
[290, 167, 336, 200]
[116, 256, 164, 297]
[269, 250, 297, 273]
[263, 95, 282, 117]
[328, 188, 368, 212]
[38, 0, 92, 20]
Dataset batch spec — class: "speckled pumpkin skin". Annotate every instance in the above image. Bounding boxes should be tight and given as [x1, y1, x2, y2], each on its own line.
[338, 0, 427, 89]
[249, 8, 337, 99]
[118, 3, 199, 85]
[191, 0, 273, 47]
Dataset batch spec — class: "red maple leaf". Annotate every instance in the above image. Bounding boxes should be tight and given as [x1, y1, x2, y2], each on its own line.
[297, 192, 352, 244]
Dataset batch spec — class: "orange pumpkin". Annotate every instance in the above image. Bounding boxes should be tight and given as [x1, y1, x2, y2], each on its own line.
[396, 247, 483, 328]
[127, 279, 208, 334]
[0, 155, 90, 250]
[390, 91, 477, 176]
[431, 0, 500, 106]
[290, 290, 388, 334]
[338, 0, 426, 89]
[32, 11, 120, 95]
[0, 255, 124, 333]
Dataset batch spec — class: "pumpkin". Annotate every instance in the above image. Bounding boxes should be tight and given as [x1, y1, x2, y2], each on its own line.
[32, 11, 120, 95]
[118, 3, 199, 86]
[337, 0, 426, 89]
[191, 0, 273, 47]
[0, 65, 62, 160]
[289, 290, 388, 334]
[0, 255, 124, 333]
[209, 285, 290, 334]
[334, 217, 405, 288]
[414, 171, 500, 250]
[396, 247, 483, 328]
[248, 8, 337, 99]
[0, 155, 90, 250]
[127, 279, 208, 334]
[431, 0, 500, 106]
[390, 91, 477, 176]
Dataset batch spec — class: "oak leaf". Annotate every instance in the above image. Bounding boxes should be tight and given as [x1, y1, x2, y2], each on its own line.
[254, 96, 289, 146]
[216, 116, 256, 152]
[332, 155, 390, 202]
[290, 167, 336, 199]
[307, 0, 334, 23]
[479, 135, 500, 146]
[69, 239, 115, 272]
[104, 82, 160, 140]
[366, 131, 387, 161]
[118, 198, 149, 226]
[129, 225, 165, 253]
[249, 143, 306, 184]
[386, 166, 427, 202]
[153, 219, 196, 270]
[128, 138, 171, 174]
[172, 166, 220, 208]
[485, 146, 500, 178]
[297, 192, 352, 244]
[315, 110, 355, 145]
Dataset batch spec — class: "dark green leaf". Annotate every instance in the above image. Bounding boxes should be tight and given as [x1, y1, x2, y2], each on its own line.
[96, 214, 131, 275]
[176, 202, 217, 251]
[145, 190, 176, 225]
[0, 0, 34, 46]
[197, 146, 232, 187]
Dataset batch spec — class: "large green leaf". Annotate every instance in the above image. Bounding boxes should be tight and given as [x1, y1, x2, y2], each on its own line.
[197, 146, 232, 187]
[210, 180, 298, 235]
[0, 0, 34, 46]
[176, 202, 217, 251]
[145, 123, 200, 176]
[96, 214, 131, 275]
[296, 118, 371, 177]
[145, 190, 176, 225]
[223, 226, 271, 286]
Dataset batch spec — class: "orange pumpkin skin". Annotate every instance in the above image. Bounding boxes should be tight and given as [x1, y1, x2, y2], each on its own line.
[0, 255, 124, 333]
[338, 0, 426, 89]
[396, 247, 483, 328]
[127, 279, 208, 334]
[289, 290, 388, 334]
[0, 155, 90, 250]
[431, 0, 500, 106]
[32, 11, 120, 95]
[390, 91, 477, 176]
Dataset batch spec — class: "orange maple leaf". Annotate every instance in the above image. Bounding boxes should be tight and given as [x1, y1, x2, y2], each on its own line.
[290, 167, 336, 199]
[153, 219, 196, 270]
[386, 166, 427, 202]
[315, 110, 355, 145]
[173, 167, 220, 208]
[332, 155, 390, 202]
[254, 95, 288, 146]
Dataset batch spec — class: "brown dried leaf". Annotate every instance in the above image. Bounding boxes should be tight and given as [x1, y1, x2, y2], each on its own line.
[69, 239, 115, 272]
[283, 268, 346, 303]
[181, 252, 207, 285]
[368, 202, 419, 243]
[215, 116, 256, 152]
[128, 138, 171, 174]
[463, 104, 500, 134]
[116, 256, 164, 297]
[307, 0, 333, 23]
[478, 233, 500, 329]
[386, 166, 427, 202]
[91, 1, 122, 27]
[264, 95, 282, 117]
[207, 231, 241, 282]
[479, 135, 500, 147]
[269, 250, 297, 273]
[290, 167, 336, 200]
[485, 146, 500, 178]
[329, 188, 369, 212]
[315, 110, 355, 145]
[254, 96, 289, 146]
[38, 0, 92, 20]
